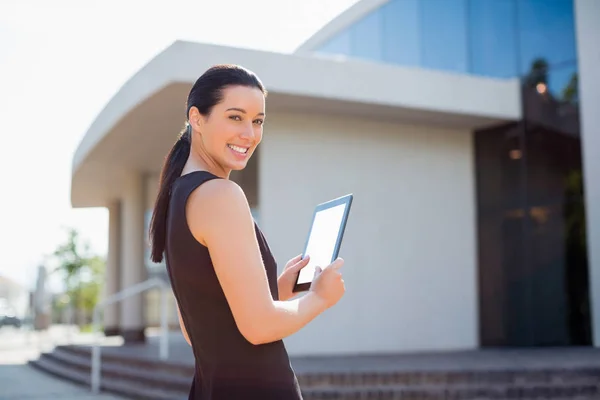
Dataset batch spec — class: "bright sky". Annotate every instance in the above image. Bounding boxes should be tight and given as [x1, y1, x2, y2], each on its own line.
[0, 0, 359, 290]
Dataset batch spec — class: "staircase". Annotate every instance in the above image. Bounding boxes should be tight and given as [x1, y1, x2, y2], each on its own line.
[30, 345, 600, 399]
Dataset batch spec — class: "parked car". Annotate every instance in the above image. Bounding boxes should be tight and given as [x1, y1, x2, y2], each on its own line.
[0, 314, 21, 328]
[0, 306, 22, 328]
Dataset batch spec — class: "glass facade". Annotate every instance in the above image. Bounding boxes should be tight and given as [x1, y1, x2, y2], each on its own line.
[316, 0, 589, 347]
[475, 96, 590, 346]
[315, 0, 577, 98]
[475, 114, 590, 347]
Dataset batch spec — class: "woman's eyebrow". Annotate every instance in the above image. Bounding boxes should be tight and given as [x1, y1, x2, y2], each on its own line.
[226, 107, 265, 116]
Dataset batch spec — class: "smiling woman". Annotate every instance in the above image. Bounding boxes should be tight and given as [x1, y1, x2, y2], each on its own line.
[148, 64, 346, 400]
[186, 85, 266, 176]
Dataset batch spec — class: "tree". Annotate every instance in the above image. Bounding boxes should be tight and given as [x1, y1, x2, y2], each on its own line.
[562, 72, 578, 103]
[526, 58, 549, 88]
[51, 227, 105, 326]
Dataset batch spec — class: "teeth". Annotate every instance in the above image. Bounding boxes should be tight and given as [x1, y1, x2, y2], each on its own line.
[228, 144, 248, 154]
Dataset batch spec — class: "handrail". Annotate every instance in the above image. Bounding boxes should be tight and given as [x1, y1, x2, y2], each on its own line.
[90, 277, 170, 394]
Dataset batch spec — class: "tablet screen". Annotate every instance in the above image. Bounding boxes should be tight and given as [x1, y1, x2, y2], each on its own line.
[297, 202, 348, 285]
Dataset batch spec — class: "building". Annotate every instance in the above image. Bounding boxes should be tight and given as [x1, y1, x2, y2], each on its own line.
[71, 0, 600, 355]
[0, 274, 30, 320]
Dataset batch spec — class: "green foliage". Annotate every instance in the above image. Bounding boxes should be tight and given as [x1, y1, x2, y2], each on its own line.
[51, 227, 105, 325]
[526, 57, 549, 87]
[562, 73, 578, 103]
[524, 58, 578, 105]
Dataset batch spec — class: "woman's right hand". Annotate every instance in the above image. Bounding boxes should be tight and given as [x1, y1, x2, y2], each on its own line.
[309, 258, 346, 309]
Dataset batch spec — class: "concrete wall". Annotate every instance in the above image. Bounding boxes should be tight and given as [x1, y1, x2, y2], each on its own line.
[0, 280, 30, 319]
[259, 113, 478, 355]
[143, 173, 180, 328]
[575, 0, 600, 347]
[145, 174, 159, 214]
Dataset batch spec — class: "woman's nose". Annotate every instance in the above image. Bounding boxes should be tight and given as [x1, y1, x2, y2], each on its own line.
[239, 123, 255, 139]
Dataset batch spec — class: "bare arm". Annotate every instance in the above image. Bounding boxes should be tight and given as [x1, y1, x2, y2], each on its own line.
[176, 305, 191, 346]
[186, 179, 327, 345]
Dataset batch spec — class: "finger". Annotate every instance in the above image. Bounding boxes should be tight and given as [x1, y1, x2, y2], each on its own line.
[286, 255, 309, 272]
[285, 254, 303, 269]
[292, 255, 310, 271]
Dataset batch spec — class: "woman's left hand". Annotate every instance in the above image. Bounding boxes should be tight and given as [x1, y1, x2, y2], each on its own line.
[277, 254, 310, 301]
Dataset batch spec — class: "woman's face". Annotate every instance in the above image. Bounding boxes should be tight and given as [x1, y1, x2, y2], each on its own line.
[190, 85, 265, 176]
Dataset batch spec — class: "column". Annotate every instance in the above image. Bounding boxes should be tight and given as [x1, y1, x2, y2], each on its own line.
[575, 0, 600, 346]
[119, 172, 147, 343]
[103, 201, 121, 336]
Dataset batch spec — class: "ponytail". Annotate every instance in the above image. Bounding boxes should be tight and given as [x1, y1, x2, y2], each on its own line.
[149, 124, 191, 263]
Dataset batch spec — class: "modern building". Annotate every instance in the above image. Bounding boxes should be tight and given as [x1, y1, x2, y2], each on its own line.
[71, 0, 600, 355]
[0, 274, 30, 320]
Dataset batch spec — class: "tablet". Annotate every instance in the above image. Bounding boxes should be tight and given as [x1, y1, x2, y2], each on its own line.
[293, 194, 353, 293]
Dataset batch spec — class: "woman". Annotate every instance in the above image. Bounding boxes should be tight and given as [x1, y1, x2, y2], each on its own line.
[149, 64, 346, 399]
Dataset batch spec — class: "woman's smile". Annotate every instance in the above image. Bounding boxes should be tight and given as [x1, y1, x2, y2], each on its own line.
[227, 144, 249, 154]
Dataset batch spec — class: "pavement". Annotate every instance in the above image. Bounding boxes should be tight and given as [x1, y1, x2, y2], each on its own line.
[0, 326, 124, 400]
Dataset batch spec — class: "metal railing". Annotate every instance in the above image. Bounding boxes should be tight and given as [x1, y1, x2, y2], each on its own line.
[90, 277, 170, 394]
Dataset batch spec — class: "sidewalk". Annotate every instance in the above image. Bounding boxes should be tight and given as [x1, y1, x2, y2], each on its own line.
[0, 326, 124, 399]
[0, 364, 124, 400]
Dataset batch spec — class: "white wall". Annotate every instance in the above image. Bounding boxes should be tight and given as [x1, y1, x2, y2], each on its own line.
[0, 281, 29, 319]
[259, 113, 478, 355]
[144, 174, 166, 272]
[143, 173, 179, 327]
[575, 0, 600, 347]
[145, 174, 159, 212]
[118, 172, 147, 338]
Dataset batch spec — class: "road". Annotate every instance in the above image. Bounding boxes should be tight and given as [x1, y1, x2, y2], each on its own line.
[0, 326, 124, 400]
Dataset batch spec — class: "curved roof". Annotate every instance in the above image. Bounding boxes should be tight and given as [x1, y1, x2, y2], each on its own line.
[294, 0, 389, 54]
[71, 39, 520, 207]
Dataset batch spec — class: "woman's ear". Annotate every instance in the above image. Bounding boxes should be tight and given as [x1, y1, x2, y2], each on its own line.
[188, 106, 204, 133]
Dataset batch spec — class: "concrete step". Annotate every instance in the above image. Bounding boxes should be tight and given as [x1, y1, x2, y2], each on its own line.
[45, 347, 191, 392]
[32, 352, 600, 400]
[57, 345, 192, 376]
[297, 368, 600, 388]
[60, 345, 600, 388]
[31, 345, 600, 400]
[301, 382, 600, 400]
[29, 357, 187, 400]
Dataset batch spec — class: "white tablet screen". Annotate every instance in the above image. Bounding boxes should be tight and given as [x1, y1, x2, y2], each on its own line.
[297, 203, 348, 285]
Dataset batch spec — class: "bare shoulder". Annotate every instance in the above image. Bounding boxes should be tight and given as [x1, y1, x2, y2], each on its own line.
[188, 178, 247, 206]
[186, 178, 252, 245]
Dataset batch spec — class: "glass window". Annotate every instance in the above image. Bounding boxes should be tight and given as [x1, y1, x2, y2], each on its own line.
[316, 29, 352, 56]
[313, 0, 578, 91]
[381, 0, 420, 67]
[468, 0, 519, 78]
[419, 0, 469, 74]
[350, 9, 383, 61]
[517, 0, 577, 96]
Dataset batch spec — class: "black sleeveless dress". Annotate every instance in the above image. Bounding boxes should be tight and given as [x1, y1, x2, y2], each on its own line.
[165, 171, 303, 400]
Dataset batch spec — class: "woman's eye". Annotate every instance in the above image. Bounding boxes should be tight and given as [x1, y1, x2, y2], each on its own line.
[229, 115, 242, 121]
[254, 119, 264, 126]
